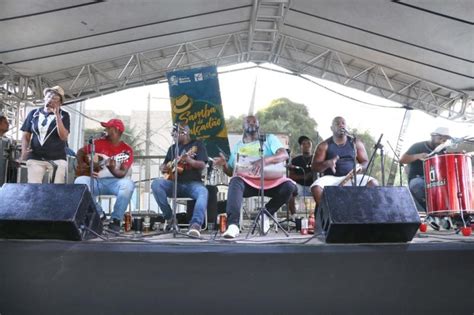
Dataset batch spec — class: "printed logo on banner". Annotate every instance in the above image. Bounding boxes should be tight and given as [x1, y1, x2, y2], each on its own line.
[194, 73, 203, 82]
[169, 75, 179, 86]
[172, 95, 222, 137]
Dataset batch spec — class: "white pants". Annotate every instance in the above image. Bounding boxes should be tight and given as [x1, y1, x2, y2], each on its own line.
[310, 174, 375, 189]
[26, 159, 68, 184]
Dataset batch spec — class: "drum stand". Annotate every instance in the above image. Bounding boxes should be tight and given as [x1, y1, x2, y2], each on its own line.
[246, 133, 289, 238]
[453, 158, 471, 232]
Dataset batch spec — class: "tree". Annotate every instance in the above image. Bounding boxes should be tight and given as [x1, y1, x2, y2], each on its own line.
[226, 98, 321, 155]
[352, 128, 406, 185]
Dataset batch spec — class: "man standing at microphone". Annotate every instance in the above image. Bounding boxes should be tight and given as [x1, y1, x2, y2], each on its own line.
[20, 86, 70, 183]
[310, 116, 378, 206]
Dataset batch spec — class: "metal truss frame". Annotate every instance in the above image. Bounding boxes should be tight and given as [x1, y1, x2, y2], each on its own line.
[1, 0, 472, 123]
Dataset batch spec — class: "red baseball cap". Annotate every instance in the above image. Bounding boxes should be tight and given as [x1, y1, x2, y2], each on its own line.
[101, 119, 125, 133]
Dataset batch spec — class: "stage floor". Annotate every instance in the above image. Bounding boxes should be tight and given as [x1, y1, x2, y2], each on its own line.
[1, 228, 473, 315]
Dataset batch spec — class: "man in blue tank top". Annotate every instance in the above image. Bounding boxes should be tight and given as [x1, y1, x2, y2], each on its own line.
[310, 116, 378, 206]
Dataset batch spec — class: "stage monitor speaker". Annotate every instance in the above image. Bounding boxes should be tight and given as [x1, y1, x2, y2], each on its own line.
[0, 184, 103, 240]
[317, 186, 420, 243]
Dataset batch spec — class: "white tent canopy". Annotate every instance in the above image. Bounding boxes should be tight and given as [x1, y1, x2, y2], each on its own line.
[1, 0, 473, 121]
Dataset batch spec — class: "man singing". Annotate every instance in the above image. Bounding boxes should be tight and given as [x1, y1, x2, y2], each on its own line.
[213, 115, 296, 239]
[75, 119, 135, 233]
[151, 123, 208, 238]
[310, 116, 378, 206]
[20, 86, 70, 183]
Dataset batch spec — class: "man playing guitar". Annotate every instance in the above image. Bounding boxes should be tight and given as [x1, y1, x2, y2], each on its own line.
[310, 116, 378, 207]
[74, 119, 134, 233]
[151, 123, 208, 237]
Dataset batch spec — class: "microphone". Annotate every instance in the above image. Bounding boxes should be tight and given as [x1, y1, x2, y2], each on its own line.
[340, 128, 353, 138]
[89, 131, 107, 141]
[451, 136, 469, 144]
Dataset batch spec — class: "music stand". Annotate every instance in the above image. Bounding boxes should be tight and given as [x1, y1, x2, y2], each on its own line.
[246, 133, 289, 238]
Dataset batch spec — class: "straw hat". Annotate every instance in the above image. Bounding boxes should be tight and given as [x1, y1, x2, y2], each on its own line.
[43, 86, 65, 102]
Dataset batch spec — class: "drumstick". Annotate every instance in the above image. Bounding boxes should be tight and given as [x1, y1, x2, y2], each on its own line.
[427, 139, 452, 157]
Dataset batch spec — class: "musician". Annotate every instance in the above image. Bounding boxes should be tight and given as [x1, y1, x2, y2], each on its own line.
[288, 135, 314, 216]
[400, 127, 451, 211]
[0, 116, 9, 137]
[151, 123, 208, 238]
[74, 119, 134, 233]
[213, 115, 296, 239]
[310, 116, 378, 206]
[20, 86, 70, 183]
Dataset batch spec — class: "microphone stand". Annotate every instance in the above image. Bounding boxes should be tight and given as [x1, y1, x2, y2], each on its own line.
[88, 136, 96, 197]
[360, 133, 384, 186]
[246, 132, 289, 238]
[386, 140, 403, 186]
[349, 134, 358, 186]
[160, 127, 191, 238]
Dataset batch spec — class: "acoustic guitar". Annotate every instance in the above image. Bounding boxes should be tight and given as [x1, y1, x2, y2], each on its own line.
[163, 146, 197, 180]
[75, 152, 130, 177]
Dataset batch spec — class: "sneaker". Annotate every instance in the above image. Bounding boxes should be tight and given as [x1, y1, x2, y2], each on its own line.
[187, 223, 201, 238]
[262, 213, 271, 234]
[108, 219, 121, 233]
[223, 224, 240, 239]
[100, 212, 107, 222]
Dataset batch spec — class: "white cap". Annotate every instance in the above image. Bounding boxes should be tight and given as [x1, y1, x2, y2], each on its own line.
[431, 127, 451, 138]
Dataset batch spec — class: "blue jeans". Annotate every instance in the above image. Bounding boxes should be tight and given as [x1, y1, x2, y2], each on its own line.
[151, 178, 208, 226]
[409, 176, 426, 211]
[75, 176, 135, 222]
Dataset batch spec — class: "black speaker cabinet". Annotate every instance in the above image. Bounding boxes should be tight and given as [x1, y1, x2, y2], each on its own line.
[317, 186, 420, 243]
[0, 184, 103, 240]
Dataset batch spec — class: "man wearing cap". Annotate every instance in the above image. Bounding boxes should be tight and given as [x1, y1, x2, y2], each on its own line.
[151, 122, 209, 238]
[74, 119, 135, 233]
[213, 115, 296, 239]
[400, 127, 451, 211]
[288, 135, 314, 216]
[20, 86, 70, 183]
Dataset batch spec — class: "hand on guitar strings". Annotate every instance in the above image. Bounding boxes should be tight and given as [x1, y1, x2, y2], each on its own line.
[212, 153, 227, 168]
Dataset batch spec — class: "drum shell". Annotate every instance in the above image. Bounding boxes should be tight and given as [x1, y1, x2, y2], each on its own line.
[423, 153, 474, 216]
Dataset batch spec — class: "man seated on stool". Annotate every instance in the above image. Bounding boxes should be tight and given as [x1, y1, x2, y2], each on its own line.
[151, 123, 208, 238]
[310, 116, 378, 207]
[288, 135, 314, 218]
[400, 127, 451, 211]
[75, 119, 135, 233]
[213, 115, 296, 239]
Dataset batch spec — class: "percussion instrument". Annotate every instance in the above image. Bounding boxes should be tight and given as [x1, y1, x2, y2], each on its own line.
[424, 153, 474, 216]
[234, 154, 285, 179]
